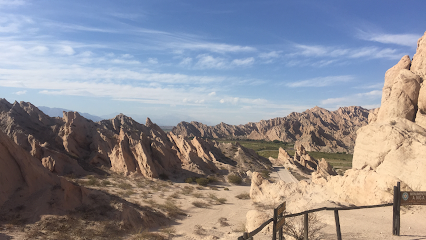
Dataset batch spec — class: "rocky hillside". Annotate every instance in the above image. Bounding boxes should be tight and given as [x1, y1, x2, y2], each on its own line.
[0, 126, 167, 233]
[173, 106, 370, 153]
[0, 99, 270, 179]
[247, 32, 426, 224]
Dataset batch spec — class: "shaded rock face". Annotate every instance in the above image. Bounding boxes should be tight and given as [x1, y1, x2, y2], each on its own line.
[0, 128, 167, 228]
[0, 99, 269, 178]
[173, 106, 369, 153]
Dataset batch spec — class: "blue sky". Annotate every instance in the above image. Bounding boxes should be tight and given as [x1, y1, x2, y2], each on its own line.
[0, 0, 425, 125]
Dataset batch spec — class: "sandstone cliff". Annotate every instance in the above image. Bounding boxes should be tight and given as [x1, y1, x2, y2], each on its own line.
[0, 127, 166, 229]
[172, 106, 370, 153]
[0, 100, 270, 178]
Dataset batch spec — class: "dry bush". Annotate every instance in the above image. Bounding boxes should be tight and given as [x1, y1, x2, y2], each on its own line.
[158, 199, 186, 218]
[192, 201, 209, 208]
[283, 213, 325, 240]
[196, 177, 209, 186]
[227, 174, 242, 185]
[131, 229, 165, 240]
[192, 192, 204, 198]
[180, 186, 194, 195]
[235, 192, 250, 200]
[120, 190, 136, 198]
[194, 225, 206, 235]
[169, 192, 180, 199]
[208, 193, 227, 205]
[117, 182, 133, 190]
[159, 226, 176, 239]
[218, 217, 229, 227]
[101, 180, 112, 187]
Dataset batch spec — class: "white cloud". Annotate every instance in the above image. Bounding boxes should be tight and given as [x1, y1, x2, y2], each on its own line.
[357, 31, 421, 47]
[14, 90, 26, 95]
[286, 75, 353, 88]
[289, 44, 402, 60]
[60, 46, 75, 55]
[220, 99, 225, 103]
[179, 57, 192, 66]
[231, 57, 254, 66]
[176, 42, 256, 53]
[320, 90, 382, 108]
[148, 58, 158, 64]
[195, 54, 227, 69]
[208, 91, 216, 96]
[259, 51, 281, 59]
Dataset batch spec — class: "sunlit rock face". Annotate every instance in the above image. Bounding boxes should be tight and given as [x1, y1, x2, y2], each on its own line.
[0, 99, 270, 178]
[173, 106, 370, 154]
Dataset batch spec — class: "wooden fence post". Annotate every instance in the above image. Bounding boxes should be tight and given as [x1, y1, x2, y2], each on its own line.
[334, 210, 342, 240]
[273, 208, 277, 240]
[304, 213, 308, 240]
[392, 182, 401, 236]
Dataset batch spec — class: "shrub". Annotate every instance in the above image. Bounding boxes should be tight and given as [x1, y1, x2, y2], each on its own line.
[117, 182, 132, 190]
[196, 178, 209, 186]
[218, 217, 229, 227]
[260, 170, 270, 179]
[208, 193, 227, 205]
[185, 177, 194, 183]
[235, 192, 250, 200]
[193, 225, 206, 235]
[223, 188, 229, 191]
[192, 201, 209, 208]
[227, 174, 242, 185]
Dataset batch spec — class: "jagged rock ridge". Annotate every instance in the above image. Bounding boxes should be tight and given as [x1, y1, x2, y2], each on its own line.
[0, 99, 271, 178]
[173, 106, 370, 153]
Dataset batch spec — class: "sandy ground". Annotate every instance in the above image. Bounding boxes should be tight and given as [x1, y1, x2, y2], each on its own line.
[1, 168, 425, 240]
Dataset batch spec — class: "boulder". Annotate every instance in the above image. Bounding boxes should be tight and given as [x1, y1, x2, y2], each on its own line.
[377, 69, 421, 122]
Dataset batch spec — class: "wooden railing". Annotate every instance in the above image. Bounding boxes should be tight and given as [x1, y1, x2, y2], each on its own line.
[237, 182, 417, 240]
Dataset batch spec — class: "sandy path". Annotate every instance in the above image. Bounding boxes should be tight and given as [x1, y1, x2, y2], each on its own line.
[272, 166, 297, 183]
[171, 183, 254, 240]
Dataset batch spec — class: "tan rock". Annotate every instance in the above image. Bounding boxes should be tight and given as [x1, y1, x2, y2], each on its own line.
[411, 31, 426, 82]
[277, 147, 293, 165]
[377, 69, 421, 122]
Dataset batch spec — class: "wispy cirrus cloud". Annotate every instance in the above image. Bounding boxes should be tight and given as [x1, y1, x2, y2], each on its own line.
[285, 75, 353, 88]
[289, 44, 402, 60]
[0, 0, 25, 7]
[320, 90, 382, 108]
[357, 30, 421, 47]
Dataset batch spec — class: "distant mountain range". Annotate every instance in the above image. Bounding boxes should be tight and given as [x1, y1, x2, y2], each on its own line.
[37, 106, 104, 122]
[173, 106, 372, 153]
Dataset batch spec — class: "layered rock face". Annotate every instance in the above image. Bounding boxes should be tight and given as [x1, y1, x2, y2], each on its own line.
[0, 99, 269, 178]
[173, 106, 370, 153]
[276, 146, 336, 178]
[0, 128, 167, 228]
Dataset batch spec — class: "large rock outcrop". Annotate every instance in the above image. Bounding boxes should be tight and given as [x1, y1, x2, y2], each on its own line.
[248, 31, 426, 222]
[0, 99, 270, 178]
[0, 128, 166, 229]
[173, 106, 370, 153]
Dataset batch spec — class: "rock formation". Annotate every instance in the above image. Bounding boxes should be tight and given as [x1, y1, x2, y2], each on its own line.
[0, 127, 166, 229]
[173, 106, 370, 153]
[0, 99, 270, 178]
[276, 146, 336, 178]
[247, 32, 426, 230]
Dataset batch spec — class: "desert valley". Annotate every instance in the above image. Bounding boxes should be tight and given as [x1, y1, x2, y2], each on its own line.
[0, 0, 426, 234]
[0, 31, 426, 240]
